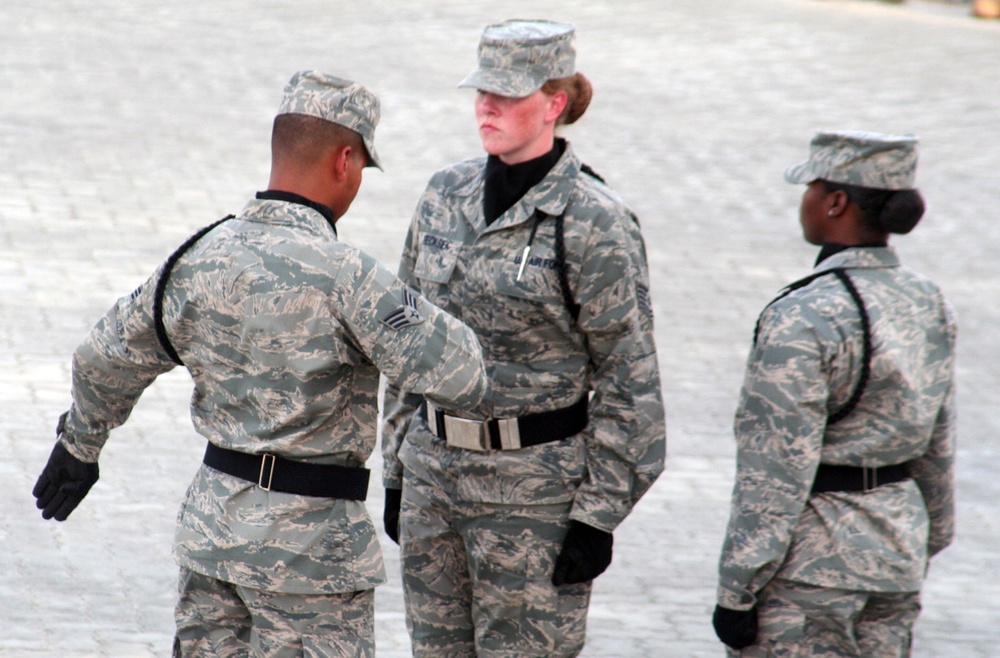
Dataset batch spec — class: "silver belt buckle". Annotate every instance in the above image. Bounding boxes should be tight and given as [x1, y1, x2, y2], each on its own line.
[496, 418, 522, 450]
[862, 465, 878, 492]
[258, 454, 276, 491]
[443, 415, 489, 451]
[427, 403, 523, 451]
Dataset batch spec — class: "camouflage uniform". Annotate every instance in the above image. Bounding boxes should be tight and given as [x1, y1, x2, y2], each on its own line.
[717, 132, 957, 657]
[381, 23, 664, 656]
[42, 72, 488, 658]
[382, 136, 665, 655]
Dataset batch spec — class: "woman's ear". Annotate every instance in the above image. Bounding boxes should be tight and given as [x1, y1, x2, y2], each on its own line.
[545, 91, 569, 124]
[826, 189, 850, 218]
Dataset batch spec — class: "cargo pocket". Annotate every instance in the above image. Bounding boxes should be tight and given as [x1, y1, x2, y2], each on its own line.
[302, 632, 374, 658]
[300, 589, 375, 658]
[471, 523, 567, 657]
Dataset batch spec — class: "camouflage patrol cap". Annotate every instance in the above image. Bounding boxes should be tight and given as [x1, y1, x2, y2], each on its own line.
[784, 130, 918, 190]
[278, 70, 382, 169]
[458, 19, 576, 98]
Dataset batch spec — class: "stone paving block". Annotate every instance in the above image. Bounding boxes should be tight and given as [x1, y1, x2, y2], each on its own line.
[2, 0, 999, 656]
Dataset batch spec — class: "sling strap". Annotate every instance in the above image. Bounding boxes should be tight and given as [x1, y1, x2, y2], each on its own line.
[753, 268, 872, 424]
[153, 215, 235, 365]
[519, 163, 614, 323]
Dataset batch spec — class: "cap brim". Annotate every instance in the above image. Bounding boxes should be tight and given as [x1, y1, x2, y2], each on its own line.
[457, 68, 541, 98]
[363, 138, 382, 170]
[784, 161, 816, 184]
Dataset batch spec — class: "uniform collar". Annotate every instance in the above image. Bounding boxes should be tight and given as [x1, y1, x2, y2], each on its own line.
[255, 190, 338, 236]
[453, 139, 580, 234]
[812, 244, 899, 273]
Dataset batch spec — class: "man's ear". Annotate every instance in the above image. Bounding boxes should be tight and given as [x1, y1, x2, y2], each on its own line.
[330, 145, 353, 182]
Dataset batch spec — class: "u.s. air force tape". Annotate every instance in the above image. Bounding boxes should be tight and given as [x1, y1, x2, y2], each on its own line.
[381, 288, 425, 330]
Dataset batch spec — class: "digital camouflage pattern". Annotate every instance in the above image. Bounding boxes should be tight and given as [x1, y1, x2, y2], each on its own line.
[458, 19, 576, 98]
[398, 455, 590, 657]
[382, 140, 666, 654]
[717, 247, 956, 612]
[382, 140, 666, 528]
[784, 131, 918, 190]
[175, 568, 376, 657]
[727, 578, 921, 658]
[278, 70, 382, 169]
[58, 196, 488, 594]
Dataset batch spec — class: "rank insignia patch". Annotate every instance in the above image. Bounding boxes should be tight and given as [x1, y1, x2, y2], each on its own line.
[381, 289, 425, 330]
[637, 284, 654, 319]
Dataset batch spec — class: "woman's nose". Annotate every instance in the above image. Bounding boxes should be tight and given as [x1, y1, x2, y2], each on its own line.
[477, 92, 499, 114]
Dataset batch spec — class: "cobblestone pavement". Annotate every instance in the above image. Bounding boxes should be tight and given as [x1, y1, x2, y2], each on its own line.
[2, 0, 998, 656]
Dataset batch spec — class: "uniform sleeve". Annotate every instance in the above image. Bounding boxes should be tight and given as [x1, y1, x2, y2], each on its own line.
[568, 209, 666, 532]
[332, 247, 487, 467]
[380, 217, 426, 489]
[60, 272, 179, 462]
[717, 304, 828, 610]
[908, 304, 957, 557]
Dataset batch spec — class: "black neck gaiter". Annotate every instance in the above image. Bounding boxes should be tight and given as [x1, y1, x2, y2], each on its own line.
[482, 141, 563, 226]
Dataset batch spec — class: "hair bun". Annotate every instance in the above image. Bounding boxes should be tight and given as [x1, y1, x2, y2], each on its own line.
[879, 189, 925, 234]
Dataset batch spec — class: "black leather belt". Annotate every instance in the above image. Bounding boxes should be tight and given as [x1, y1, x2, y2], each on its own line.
[423, 396, 588, 451]
[203, 443, 369, 500]
[811, 462, 910, 494]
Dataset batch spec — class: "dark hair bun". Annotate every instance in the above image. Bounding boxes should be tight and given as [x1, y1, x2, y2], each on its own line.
[879, 189, 925, 234]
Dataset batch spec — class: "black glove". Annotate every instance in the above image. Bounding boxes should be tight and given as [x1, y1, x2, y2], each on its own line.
[712, 604, 758, 650]
[383, 487, 402, 545]
[551, 520, 613, 586]
[33, 441, 100, 521]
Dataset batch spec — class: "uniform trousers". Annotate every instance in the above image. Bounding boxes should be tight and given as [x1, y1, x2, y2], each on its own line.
[173, 568, 375, 658]
[399, 469, 592, 658]
[729, 578, 921, 658]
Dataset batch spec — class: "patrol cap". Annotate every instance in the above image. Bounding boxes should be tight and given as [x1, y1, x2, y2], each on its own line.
[784, 130, 918, 190]
[458, 19, 576, 98]
[278, 70, 382, 169]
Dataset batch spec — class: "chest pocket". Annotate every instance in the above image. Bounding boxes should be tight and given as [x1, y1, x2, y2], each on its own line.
[493, 254, 573, 341]
[414, 238, 458, 307]
[499, 211, 581, 322]
[495, 257, 563, 304]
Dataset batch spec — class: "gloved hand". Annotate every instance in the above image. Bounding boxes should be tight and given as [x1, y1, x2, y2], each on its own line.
[383, 487, 402, 545]
[551, 520, 614, 586]
[712, 604, 758, 650]
[33, 441, 100, 521]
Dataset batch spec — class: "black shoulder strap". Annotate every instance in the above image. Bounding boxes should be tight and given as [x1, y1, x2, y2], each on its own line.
[541, 163, 608, 323]
[752, 268, 872, 425]
[528, 163, 625, 324]
[752, 270, 828, 345]
[580, 163, 605, 183]
[827, 270, 872, 424]
[153, 214, 235, 365]
[529, 210, 580, 322]
[552, 212, 581, 322]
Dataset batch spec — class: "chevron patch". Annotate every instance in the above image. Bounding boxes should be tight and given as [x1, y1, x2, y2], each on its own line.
[381, 289, 426, 330]
[637, 284, 653, 319]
